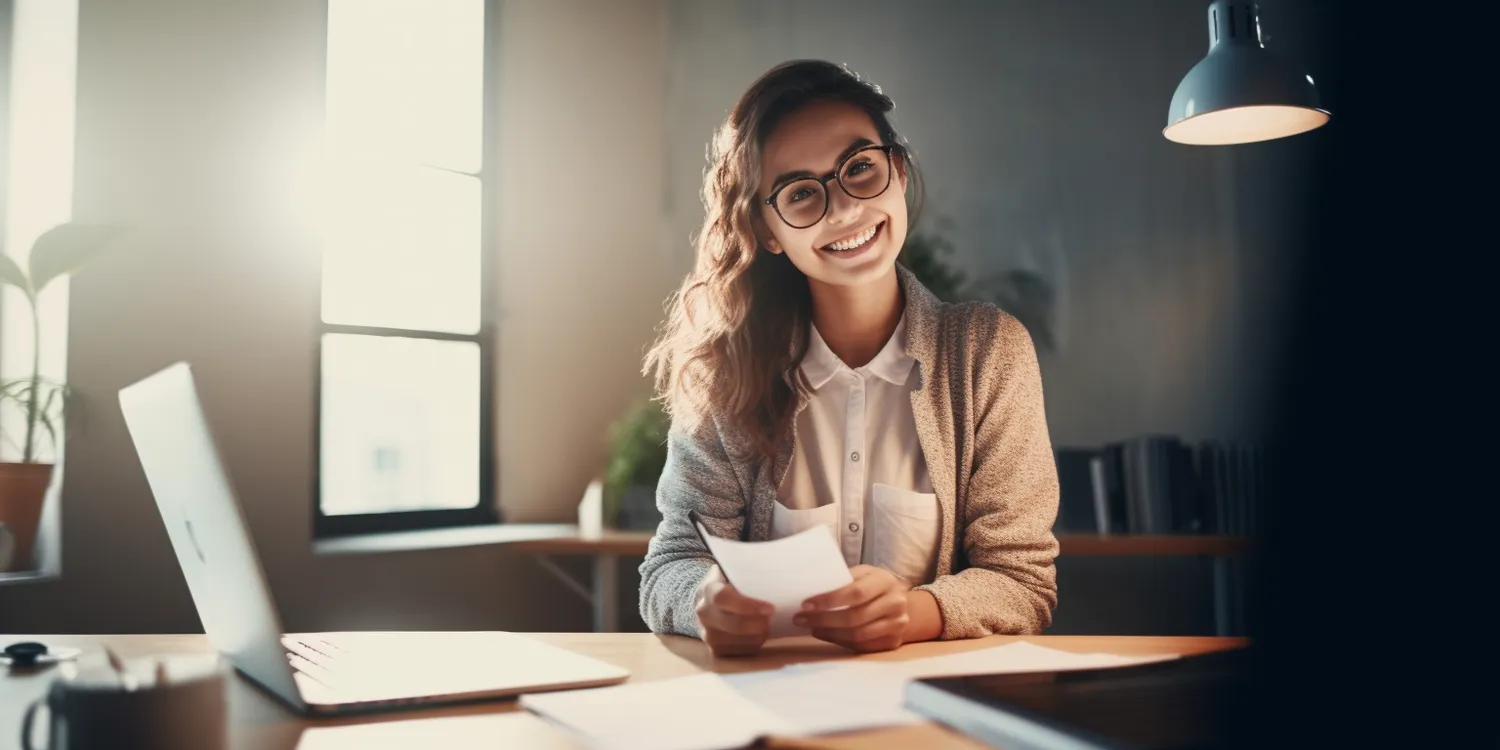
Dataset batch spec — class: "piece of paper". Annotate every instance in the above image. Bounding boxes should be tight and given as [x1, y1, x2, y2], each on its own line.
[697, 520, 853, 639]
[521, 642, 1183, 749]
[520, 672, 794, 750]
[880, 640, 1181, 680]
[754, 641, 1182, 734]
[724, 663, 925, 735]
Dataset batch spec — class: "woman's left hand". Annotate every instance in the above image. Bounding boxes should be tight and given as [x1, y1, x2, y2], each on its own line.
[794, 565, 912, 653]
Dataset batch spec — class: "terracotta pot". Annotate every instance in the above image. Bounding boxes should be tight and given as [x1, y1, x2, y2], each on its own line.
[0, 462, 54, 573]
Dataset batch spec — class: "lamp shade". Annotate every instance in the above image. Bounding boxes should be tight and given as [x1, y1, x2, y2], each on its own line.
[1165, 1, 1329, 145]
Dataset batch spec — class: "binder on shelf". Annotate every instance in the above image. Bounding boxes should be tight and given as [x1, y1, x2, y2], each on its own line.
[1053, 448, 1101, 533]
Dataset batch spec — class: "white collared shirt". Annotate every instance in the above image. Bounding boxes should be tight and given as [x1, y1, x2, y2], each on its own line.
[772, 314, 942, 585]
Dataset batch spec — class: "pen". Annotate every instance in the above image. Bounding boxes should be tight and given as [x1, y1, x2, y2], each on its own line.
[103, 646, 138, 691]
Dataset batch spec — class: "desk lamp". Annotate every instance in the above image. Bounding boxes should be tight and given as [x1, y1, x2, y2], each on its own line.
[1165, 1, 1330, 144]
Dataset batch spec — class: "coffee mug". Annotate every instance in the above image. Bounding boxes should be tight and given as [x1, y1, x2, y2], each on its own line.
[20, 657, 228, 750]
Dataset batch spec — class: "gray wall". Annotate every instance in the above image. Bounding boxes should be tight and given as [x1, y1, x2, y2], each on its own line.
[2, 0, 1321, 636]
[666, 0, 1312, 446]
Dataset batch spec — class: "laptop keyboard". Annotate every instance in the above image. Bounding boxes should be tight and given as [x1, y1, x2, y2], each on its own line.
[277, 631, 630, 707]
[281, 635, 361, 696]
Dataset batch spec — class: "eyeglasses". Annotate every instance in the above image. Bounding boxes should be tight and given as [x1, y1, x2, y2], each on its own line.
[763, 144, 897, 230]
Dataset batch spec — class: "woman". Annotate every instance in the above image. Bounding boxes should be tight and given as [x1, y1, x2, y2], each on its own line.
[639, 60, 1059, 656]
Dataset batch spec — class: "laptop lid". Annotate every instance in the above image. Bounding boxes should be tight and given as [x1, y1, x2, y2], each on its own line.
[119, 362, 306, 711]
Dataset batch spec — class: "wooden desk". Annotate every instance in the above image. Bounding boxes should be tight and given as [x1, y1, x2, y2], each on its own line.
[1, 633, 1245, 749]
[511, 529, 1250, 635]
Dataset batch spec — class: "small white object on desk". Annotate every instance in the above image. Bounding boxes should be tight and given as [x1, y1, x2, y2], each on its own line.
[578, 479, 604, 539]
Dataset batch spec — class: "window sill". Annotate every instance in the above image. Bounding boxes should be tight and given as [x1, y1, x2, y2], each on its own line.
[313, 522, 582, 556]
[0, 570, 58, 586]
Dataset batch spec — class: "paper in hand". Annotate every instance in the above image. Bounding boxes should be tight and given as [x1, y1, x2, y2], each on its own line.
[691, 514, 853, 639]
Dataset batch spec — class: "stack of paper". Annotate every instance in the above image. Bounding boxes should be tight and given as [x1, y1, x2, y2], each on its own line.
[521, 641, 1180, 750]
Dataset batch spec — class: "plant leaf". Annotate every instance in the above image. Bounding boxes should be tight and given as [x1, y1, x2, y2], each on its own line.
[38, 411, 59, 459]
[28, 223, 124, 295]
[0, 253, 32, 299]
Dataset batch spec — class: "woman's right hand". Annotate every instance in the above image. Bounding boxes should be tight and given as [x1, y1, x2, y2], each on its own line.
[694, 565, 774, 657]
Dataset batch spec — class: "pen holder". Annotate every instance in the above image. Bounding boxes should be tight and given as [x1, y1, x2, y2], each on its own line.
[19, 656, 228, 750]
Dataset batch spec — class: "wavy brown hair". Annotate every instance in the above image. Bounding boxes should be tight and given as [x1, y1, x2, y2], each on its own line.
[644, 60, 925, 460]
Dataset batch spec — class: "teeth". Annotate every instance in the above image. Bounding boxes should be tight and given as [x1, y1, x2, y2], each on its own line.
[827, 224, 879, 251]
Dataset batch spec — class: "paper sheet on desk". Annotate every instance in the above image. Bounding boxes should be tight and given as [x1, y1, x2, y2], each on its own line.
[521, 672, 794, 750]
[732, 641, 1184, 734]
[696, 521, 853, 639]
[521, 642, 1184, 749]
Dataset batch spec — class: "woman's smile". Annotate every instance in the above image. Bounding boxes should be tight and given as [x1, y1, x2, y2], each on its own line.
[819, 220, 885, 259]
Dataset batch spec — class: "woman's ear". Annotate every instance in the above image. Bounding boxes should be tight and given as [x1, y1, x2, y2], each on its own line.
[752, 211, 784, 254]
[893, 148, 909, 191]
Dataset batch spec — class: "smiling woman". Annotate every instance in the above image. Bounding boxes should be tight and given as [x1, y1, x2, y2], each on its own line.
[639, 60, 1061, 659]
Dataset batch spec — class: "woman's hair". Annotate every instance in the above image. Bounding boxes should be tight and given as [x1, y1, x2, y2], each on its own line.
[644, 59, 925, 460]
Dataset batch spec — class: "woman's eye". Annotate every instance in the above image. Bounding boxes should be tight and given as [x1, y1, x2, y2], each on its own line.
[788, 187, 815, 203]
[845, 161, 872, 178]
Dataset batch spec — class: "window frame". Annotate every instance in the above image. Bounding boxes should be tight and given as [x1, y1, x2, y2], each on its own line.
[0, 0, 13, 251]
[312, 0, 501, 538]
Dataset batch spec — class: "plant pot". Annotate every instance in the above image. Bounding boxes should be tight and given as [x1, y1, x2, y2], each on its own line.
[616, 484, 663, 532]
[0, 462, 54, 573]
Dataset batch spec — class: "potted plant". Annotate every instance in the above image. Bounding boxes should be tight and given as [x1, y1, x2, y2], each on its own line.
[602, 397, 670, 530]
[900, 218, 1059, 352]
[0, 222, 120, 572]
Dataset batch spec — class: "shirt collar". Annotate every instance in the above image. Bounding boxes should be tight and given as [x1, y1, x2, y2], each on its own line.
[801, 314, 916, 390]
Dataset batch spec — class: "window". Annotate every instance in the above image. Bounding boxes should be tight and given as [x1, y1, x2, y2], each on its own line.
[2, 0, 79, 465]
[314, 0, 497, 536]
[0, 0, 79, 579]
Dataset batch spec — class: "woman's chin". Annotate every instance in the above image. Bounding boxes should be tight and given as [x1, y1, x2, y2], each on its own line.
[808, 246, 900, 289]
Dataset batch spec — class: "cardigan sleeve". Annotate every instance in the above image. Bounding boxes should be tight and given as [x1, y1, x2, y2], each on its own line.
[637, 413, 748, 638]
[914, 311, 1061, 638]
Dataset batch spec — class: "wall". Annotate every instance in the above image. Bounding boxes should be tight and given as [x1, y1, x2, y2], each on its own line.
[662, 0, 1324, 634]
[0, 0, 669, 634]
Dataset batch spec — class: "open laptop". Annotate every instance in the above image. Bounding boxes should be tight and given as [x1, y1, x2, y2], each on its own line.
[118, 362, 630, 715]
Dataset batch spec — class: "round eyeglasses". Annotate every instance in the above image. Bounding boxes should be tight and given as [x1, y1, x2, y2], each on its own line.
[763, 144, 897, 230]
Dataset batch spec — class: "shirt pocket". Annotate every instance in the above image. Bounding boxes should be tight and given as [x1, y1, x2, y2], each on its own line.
[867, 483, 941, 586]
[770, 500, 841, 541]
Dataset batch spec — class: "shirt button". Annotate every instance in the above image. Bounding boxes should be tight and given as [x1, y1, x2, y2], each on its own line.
[849, 522, 860, 532]
[851, 451, 861, 462]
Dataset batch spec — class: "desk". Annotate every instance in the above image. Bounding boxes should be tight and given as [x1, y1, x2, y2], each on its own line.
[1, 633, 1245, 749]
[512, 530, 1250, 635]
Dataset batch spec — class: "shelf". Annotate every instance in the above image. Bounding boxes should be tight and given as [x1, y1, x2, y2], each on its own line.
[1056, 534, 1250, 557]
[312, 524, 1249, 559]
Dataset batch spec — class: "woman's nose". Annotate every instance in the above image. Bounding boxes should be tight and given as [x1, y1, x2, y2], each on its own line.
[823, 184, 863, 227]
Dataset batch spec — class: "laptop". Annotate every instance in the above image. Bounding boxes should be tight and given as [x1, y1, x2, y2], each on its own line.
[118, 362, 630, 715]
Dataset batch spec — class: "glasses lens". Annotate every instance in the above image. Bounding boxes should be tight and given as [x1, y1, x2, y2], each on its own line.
[839, 147, 892, 199]
[774, 180, 828, 229]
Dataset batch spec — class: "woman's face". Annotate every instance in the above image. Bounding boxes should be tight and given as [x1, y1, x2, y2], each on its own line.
[756, 100, 908, 289]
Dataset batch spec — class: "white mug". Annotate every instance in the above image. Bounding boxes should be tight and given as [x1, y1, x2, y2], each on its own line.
[20, 659, 228, 750]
